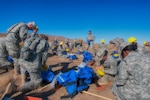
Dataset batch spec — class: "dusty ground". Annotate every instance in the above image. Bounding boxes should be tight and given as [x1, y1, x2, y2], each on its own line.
[0, 54, 115, 100]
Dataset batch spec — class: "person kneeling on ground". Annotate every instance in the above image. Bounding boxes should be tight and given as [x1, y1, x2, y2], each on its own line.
[1, 34, 49, 100]
[95, 47, 117, 85]
[112, 42, 150, 100]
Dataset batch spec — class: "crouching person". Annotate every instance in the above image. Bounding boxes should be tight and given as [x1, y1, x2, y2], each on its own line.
[112, 42, 150, 100]
[1, 34, 49, 100]
[18, 34, 49, 92]
[57, 41, 68, 57]
[96, 47, 117, 84]
[6, 22, 37, 76]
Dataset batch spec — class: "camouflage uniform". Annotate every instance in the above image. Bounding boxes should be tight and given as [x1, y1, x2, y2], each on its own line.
[6, 23, 29, 58]
[69, 41, 74, 52]
[76, 39, 83, 53]
[0, 38, 12, 69]
[1, 23, 30, 72]
[109, 38, 125, 64]
[95, 47, 107, 66]
[19, 36, 49, 91]
[109, 38, 125, 54]
[101, 55, 117, 82]
[86, 34, 95, 55]
[99, 43, 107, 49]
[51, 40, 59, 55]
[57, 45, 66, 57]
[64, 39, 71, 53]
[96, 47, 117, 83]
[104, 55, 117, 75]
[112, 51, 150, 100]
[137, 44, 150, 55]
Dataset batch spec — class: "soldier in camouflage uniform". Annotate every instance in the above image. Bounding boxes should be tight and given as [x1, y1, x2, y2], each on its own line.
[51, 38, 59, 55]
[95, 39, 107, 66]
[0, 22, 36, 72]
[86, 30, 95, 55]
[128, 37, 150, 55]
[108, 38, 125, 65]
[76, 38, 83, 54]
[95, 47, 117, 83]
[1, 34, 49, 99]
[144, 41, 150, 46]
[112, 42, 150, 100]
[64, 39, 70, 51]
[109, 37, 125, 54]
[18, 34, 49, 92]
[57, 41, 67, 57]
[64, 39, 73, 53]
[68, 40, 74, 52]
[99, 39, 107, 49]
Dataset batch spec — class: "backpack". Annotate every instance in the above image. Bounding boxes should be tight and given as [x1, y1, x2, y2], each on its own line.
[20, 37, 41, 61]
[57, 64, 95, 99]
[41, 68, 55, 82]
[57, 70, 78, 98]
[82, 51, 93, 63]
[77, 65, 94, 92]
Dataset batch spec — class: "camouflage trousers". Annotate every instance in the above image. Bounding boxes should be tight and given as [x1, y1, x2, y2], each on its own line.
[0, 45, 12, 69]
[76, 45, 83, 52]
[19, 59, 42, 92]
[5, 40, 20, 59]
[111, 83, 150, 100]
[0, 58, 12, 69]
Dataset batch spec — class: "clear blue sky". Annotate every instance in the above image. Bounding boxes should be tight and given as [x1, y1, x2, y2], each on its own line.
[0, 0, 150, 44]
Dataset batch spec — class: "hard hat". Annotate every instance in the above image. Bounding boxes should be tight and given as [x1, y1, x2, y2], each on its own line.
[101, 39, 105, 43]
[60, 41, 63, 45]
[128, 37, 137, 43]
[97, 69, 105, 76]
[66, 48, 69, 52]
[144, 41, 147, 45]
[112, 50, 119, 58]
[113, 53, 119, 58]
